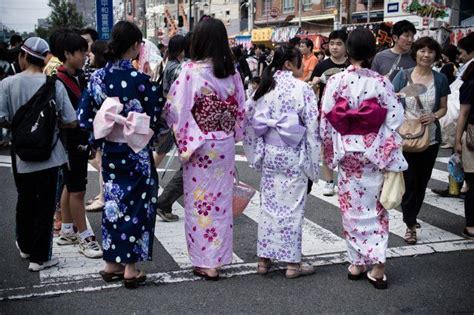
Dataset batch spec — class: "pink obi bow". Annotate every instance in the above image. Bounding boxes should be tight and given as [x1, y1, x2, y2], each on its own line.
[325, 98, 387, 136]
[93, 97, 154, 153]
[253, 105, 306, 147]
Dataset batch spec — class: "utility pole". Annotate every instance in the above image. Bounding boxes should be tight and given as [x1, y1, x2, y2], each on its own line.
[189, 0, 192, 31]
[298, 0, 302, 27]
[334, 0, 340, 30]
[367, 0, 372, 23]
[249, 0, 254, 32]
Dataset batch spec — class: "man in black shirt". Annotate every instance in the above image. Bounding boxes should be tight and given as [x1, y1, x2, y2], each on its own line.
[310, 30, 349, 102]
[308, 30, 349, 196]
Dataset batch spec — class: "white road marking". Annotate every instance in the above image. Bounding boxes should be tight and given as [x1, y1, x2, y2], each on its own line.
[242, 183, 347, 256]
[154, 188, 245, 268]
[308, 179, 464, 243]
[2, 239, 473, 301]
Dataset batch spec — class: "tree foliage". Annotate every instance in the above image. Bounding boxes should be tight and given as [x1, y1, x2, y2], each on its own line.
[35, 0, 86, 39]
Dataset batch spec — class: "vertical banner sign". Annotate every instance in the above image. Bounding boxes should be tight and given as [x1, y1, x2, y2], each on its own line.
[96, 0, 113, 40]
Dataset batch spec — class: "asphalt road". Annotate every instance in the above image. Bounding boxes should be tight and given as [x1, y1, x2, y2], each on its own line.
[0, 146, 473, 314]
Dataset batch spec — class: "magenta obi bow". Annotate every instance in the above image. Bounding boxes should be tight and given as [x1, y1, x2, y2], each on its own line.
[325, 97, 387, 136]
[93, 97, 154, 153]
[253, 105, 306, 147]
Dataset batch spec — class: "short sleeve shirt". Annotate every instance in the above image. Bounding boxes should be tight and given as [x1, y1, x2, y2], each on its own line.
[0, 73, 77, 173]
[460, 78, 474, 122]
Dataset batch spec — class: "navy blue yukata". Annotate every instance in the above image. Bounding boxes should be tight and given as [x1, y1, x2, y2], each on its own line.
[77, 60, 162, 264]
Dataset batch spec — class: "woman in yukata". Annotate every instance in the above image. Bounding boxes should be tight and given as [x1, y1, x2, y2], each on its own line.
[77, 21, 162, 289]
[244, 44, 321, 279]
[165, 16, 245, 280]
[320, 28, 408, 290]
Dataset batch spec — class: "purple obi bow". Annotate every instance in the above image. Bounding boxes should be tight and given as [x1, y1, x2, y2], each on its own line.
[93, 97, 154, 153]
[325, 98, 387, 136]
[253, 105, 306, 147]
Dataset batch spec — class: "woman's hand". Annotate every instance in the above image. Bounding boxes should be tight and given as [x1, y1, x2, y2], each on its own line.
[455, 140, 463, 155]
[419, 113, 437, 125]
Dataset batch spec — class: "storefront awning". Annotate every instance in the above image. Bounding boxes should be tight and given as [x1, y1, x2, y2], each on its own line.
[289, 14, 335, 24]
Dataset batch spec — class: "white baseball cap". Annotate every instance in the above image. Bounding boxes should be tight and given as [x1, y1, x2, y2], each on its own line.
[21, 37, 50, 60]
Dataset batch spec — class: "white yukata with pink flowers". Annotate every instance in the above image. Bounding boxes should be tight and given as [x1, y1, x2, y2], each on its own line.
[165, 61, 245, 269]
[244, 70, 321, 263]
[320, 65, 408, 266]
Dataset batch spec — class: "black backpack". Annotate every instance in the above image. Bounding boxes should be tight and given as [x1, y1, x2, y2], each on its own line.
[11, 76, 58, 162]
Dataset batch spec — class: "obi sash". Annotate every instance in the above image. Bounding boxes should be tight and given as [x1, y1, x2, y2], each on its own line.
[93, 97, 154, 153]
[325, 98, 387, 136]
[191, 93, 239, 134]
[253, 105, 306, 147]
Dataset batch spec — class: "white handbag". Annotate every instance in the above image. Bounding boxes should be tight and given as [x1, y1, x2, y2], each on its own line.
[379, 172, 405, 209]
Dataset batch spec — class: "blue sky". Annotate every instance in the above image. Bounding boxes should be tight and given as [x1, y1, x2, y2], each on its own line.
[0, 0, 51, 33]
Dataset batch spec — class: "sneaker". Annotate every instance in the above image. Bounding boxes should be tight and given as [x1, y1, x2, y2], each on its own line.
[28, 257, 59, 272]
[156, 208, 179, 222]
[15, 241, 30, 259]
[79, 237, 103, 258]
[322, 181, 335, 196]
[56, 233, 79, 246]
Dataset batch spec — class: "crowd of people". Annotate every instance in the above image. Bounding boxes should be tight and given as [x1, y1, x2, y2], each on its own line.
[0, 17, 473, 290]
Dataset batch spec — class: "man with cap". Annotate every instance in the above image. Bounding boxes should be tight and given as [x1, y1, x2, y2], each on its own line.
[0, 37, 78, 271]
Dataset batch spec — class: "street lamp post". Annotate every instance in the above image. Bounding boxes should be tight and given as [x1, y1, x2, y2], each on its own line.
[298, 0, 302, 27]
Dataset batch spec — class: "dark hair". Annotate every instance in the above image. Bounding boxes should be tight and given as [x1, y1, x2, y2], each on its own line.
[392, 20, 416, 37]
[300, 38, 314, 51]
[191, 17, 235, 78]
[458, 33, 474, 54]
[184, 31, 193, 59]
[328, 30, 348, 43]
[10, 35, 22, 47]
[80, 28, 99, 41]
[411, 37, 441, 62]
[91, 40, 108, 68]
[158, 43, 165, 50]
[231, 46, 242, 59]
[346, 28, 376, 68]
[257, 44, 266, 51]
[288, 37, 301, 47]
[442, 44, 458, 63]
[48, 28, 68, 57]
[19, 50, 45, 67]
[250, 76, 261, 85]
[168, 35, 185, 60]
[55, 30, 88, 62]
[253, 44, 302, 101]
[104, 21, 143, 61]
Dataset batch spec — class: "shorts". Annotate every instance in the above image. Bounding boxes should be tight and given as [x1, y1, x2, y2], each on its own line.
[64, 142, 89, 193]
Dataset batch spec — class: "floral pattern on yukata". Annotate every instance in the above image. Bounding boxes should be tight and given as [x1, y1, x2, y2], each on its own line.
[165, 61, 245, 268]
[192, 94, 239, 134]
[77, 60, 162, 264]
[243, 70, 321, 263]
[320, 65, 408, 265]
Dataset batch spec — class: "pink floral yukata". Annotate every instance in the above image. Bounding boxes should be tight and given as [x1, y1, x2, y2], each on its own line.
[244, 70, 321, 263]
[320, 65, 408, 266]
[165, 61, 245, 268]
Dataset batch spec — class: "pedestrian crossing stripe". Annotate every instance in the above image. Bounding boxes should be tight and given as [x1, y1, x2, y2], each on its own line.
[0, 154, 471, 288]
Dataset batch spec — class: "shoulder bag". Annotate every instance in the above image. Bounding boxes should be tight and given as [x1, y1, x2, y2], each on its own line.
[398, 72, 430, 152]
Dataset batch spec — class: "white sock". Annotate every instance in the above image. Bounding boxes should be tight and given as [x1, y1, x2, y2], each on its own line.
[79, 229, 94, 242]
[61, 223, 74, 235]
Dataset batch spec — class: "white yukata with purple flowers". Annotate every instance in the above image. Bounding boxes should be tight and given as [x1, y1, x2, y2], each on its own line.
[244, 70, 321, 263]
[320, 65, 408, 266]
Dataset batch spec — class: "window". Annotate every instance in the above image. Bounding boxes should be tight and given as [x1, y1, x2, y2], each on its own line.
[283, 0, 295, 12]
[303, 0, 312, 10]
[261, 0, 271, 15]
[325, 0, 334, 8]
